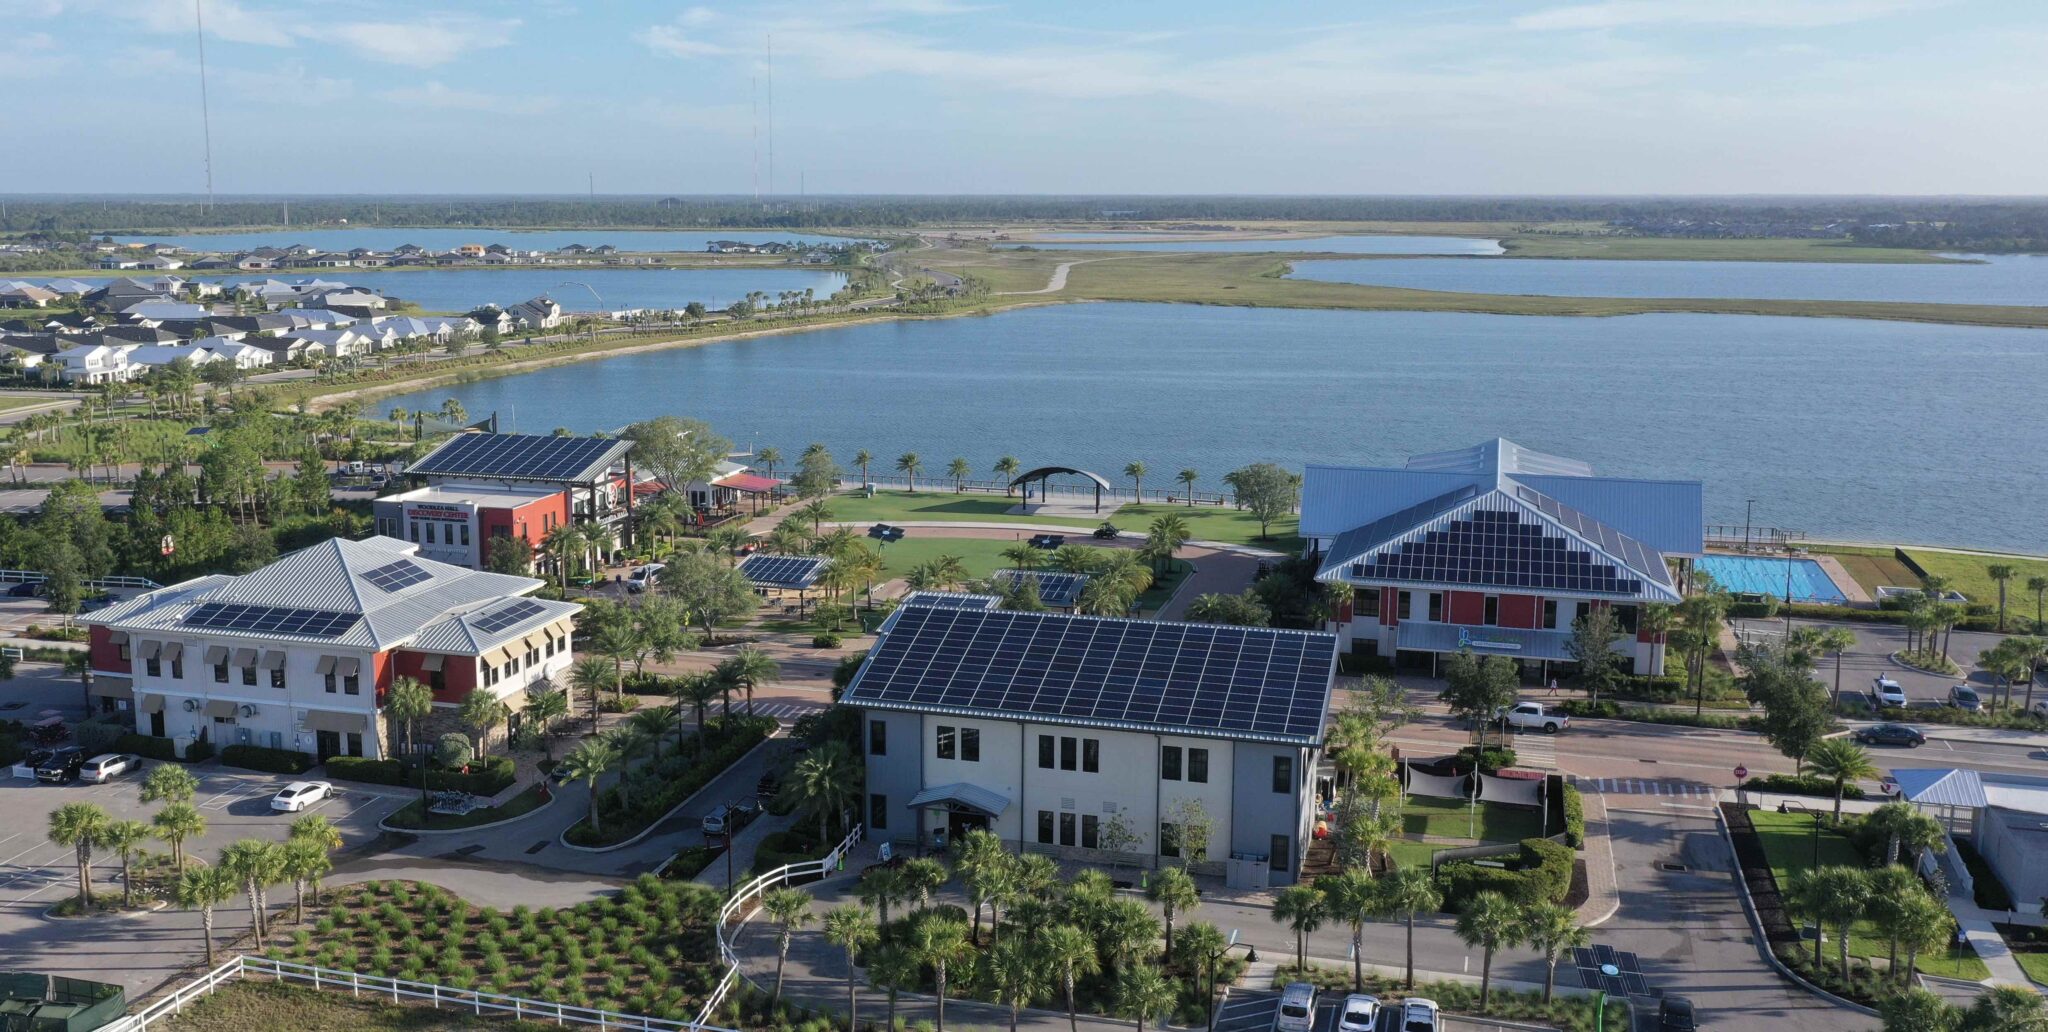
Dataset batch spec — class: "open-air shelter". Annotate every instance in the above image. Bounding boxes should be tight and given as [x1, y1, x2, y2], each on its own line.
[1008, 466, 1113, 513]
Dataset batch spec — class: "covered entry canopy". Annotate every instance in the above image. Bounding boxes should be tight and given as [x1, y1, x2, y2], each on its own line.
[908, 782, 1011, 818]
[1008, 466, 1114, 513]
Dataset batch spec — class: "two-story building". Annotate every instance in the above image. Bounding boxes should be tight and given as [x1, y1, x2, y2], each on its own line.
[378, 431, 638, 570]
[845, 599, 1337, 886]
[81, 536, 581, 763]
[1302, 438, 1703, 679]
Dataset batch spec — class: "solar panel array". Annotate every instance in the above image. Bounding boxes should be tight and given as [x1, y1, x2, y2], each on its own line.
[848, 606, 1334, 742]
[408, 433, 625, 483]
[901, 591, 1004, 610]
[361, 559, 432, 593]
[186, 602, 362, 638]
[740, 553, 828, 588]
[1572, 946, 1649, 998]
[1027, 534, 1065, 550]
[868, 524, 905, 542]
[472, 598, 546, 634]
[993, 569, 1088, 608]
[1352, 508, 1643, 595]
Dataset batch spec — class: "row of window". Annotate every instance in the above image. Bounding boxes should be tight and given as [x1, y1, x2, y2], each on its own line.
[1365, 590, 1636, 632]
[144, 656, 359, 695]
[1159, 745, 1208, 783]
[885, 719, 1290, 792]
[409, 519, 471, 548]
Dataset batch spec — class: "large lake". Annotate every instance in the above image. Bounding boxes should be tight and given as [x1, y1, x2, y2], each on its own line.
[381, 303, 2048, 552]
[999, 234, 1503, 255]
[111, 228, 864, 253]
[63, 268, 847, 314]
[1288, 254, 2048, 307]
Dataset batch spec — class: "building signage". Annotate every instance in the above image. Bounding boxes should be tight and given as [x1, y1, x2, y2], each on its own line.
[406, 506, 471, 521]
[1458, 627, 1524, 652]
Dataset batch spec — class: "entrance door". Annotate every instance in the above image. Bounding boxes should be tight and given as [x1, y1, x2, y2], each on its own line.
[315, 730, 340, 764]
[149, 711, 165, 737]
[947, 809, 989, 844]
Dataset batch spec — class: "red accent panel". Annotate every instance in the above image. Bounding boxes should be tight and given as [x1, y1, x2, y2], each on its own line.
[371, 651, 392, 706]
[1638, 626, 1664, 644]
[1497, 594, 1539, 630]
[1338, 598, 1354, 623]
[1380, 588, 1397, 626]
[1447, 591, 1485, 626]
[88, 626, 131, 674]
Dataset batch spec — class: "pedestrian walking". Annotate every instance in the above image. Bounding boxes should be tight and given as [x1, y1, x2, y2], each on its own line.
[1547, 677, 1560, 697]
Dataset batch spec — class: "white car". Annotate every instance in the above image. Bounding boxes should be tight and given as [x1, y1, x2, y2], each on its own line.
[1400, 998, 1440, 1032]
[271, 781, 334, 813]
[626, 563, 666, 593]
[1871, 677, 1907, 708]
[81, 753, 141, 783]
[1337, 993, 1381, 1032]
[1500, 701, 1569, 734]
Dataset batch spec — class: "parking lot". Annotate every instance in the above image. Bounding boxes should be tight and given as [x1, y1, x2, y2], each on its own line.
[1212, 986, 1542, 1032]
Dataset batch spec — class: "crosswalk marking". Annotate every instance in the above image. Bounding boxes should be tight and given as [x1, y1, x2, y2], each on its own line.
[1575, 776, 1714, 797]
[1508, 732, 1558, 770]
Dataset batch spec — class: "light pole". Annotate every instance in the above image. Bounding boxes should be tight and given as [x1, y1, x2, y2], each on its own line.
[1743, 499, 1757, 554]
[1205, 929, 1254, 1032]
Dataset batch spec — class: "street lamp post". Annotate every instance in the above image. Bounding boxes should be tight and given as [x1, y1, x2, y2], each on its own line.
[1743, 499, 1757, 554]
[1205, 929, 1254, 1032]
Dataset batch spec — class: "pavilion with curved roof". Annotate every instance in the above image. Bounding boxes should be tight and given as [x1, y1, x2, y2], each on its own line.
[1008, 466, 1114, 513]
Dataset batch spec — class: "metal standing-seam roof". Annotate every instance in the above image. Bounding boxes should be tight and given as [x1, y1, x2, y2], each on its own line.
[1889, 768, 1988, 808]
[408, 432, 633, 485]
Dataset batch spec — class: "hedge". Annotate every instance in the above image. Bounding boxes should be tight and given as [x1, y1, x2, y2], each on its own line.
[1742, 773, 1865, 799]
[115, 734, 187, 762]
[325, 754, 516, 794]
[1560, 783, 1586, 849]
[1555, 700, 1760, 730]
[565, 715, 777, 847]
[752, 828, 830, 877]
[1436, 837, 1574, 910]
[1779, 600, 1999, 633]
[220, 743, 316, 775]
[1872, 703, 2048, 732]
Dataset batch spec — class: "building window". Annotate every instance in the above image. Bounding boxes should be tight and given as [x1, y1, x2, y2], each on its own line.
[270, 667, 285, 689]
[868, 719, 887, 757]
[1159, 822, 1181, 858]
[1081, 738, 1099, 773]
[409, 520, 420, 542]
[1613, 605, 1639, 634]
[1060, 736, 1077, 771]
[1273, 755, 1293, 794]
[145, 657, 161, 678]
[346, 732, 363, 757]
[1354, 590, 1380, 618]
[936, 725, 956, 760]
[1059, 813, 1076, 847]
[1188, 748, 1210, 784]
[1575, 601, 1591, 624]
[958, 728, 980, 762]
[1483, 596, 1500, 627]
[324, 672, 337, 693]
[1270, 834, 1291, 873]
[241, 664, 256, 686]
[1037, 811, 1054, 844]
[170, 657, 183, 680]
[1543, 599, 1558, 628]
[870, 793, 888, 830]
[214, 662, 229, 684]
[1397, 591, 1412, 621]
[459, 524, 471, 547]
[1160, 745, 1182, 781]
[1082, 815, 1100, 850]
[1427, 592, 1444, 622]
[343, 672, 360, 696]
[1038, 734, 1054, 769]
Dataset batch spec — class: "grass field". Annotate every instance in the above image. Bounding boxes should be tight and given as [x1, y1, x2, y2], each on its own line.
[1398, 794, 1548, 842]
[1900, 549, 2048, 621]
[1809, 545, 1924, 596]
[384, 783, 549, 831]
[1748, 810, 1990, 980]
[0, 394, 68, 413]
[815, 489, 1301, 550]
[1495, 236, 1959, 263]
[161, 981, 557, 1031]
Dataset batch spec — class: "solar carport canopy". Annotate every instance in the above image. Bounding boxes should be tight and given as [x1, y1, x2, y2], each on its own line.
[407, 433, 632, 484]
[845, 606, 1337, 745]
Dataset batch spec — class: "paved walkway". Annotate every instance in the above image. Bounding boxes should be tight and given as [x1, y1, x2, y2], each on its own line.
[1951, 906, 2037, 989]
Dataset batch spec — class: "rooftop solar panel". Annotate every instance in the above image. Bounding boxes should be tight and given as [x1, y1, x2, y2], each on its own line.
[739, 553, 828, 589]
[361, 559, 431, 593]
[186, 602, 361, 638]
[1351, 507, 1644, 596]
[472, 598, 546, 634]
[408, 433, 628, 484]
[900, 591, 1003, 610]
[991, 569, 1088, 608]
[845, 607, 1336, 744]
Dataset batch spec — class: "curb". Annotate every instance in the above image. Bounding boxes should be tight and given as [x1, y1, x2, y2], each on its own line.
[376, 787, 556, 835]
[556, 736, 777, 853]
[1712, 806, 1879, 1017]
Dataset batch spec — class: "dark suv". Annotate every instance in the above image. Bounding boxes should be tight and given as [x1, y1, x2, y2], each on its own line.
[35, 746, 86, 784]
[1853, 723, 1927, 748]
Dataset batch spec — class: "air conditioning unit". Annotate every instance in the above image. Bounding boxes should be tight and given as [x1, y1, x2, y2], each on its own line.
[240, 704, 258, 717]
[181, 699, 197, 712]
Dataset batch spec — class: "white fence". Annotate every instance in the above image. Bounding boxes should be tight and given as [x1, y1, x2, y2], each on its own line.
[0, 568, 162, 591]
[695, 824, 865, 1028]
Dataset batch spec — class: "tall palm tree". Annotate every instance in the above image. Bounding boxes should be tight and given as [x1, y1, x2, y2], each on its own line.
[762, 887, 814, 1006]
[152, 802, 206, 873]
[1042, 923, 1101, 1032]
[1805, 737, 1879, 821]
[385, 677, 433, 756]
[857, 864, 909, 927]
[175, 865, 236, 966]
[822, 904, 879, 1028]
[570, 656, 612, 727]
[1963, 986, 2048, 1031]
[1455, 891, 1524, 1011]
[907, 911, 973, 1032]
[718, 646, 780, 715]
[947, 457, 971, 492]
[1799, 865, 1872, 981]
[1863, 800, 1947, 868]
[756, 446, 782, 480]
[628, 706, 673, 764]
[853, 449, 874, 490]
[1175, 468, 1198, 505]
[1988, 563, 2017, 632]
[986, 937, 1049, 1032]
[1271, 883, 1326, 973]
[102, 819, 150, 909]
[1523, 902, 1591, 1002]
[602, 726, 650, 809]
[1146, 866, 1200, 958]
[994, 456, 1021, 495]
[673, 671, 721, 741]
[794, 499, 834, 534]
[542, 523, 582, 588]
[1123, 461, 1147, 505]
[458, 689, 509, 760]
[563, 739, 618, 834]
[526, 685, 570, 760]
[1115, 964, 1177, 1032]
[1861, 865, 1929, 980]
[288, 813, 343, 905]
[1002, 544, 1040, 573]
[1381, 866, 1442, 989]
[1318, 867, 1379, 992]
[894, 452, 922, 492]
[2028, 576, 2048, 633]
[280, 839, 330, 926]
[220, 839, 285, 946]
[865, 943, 918, 1032]
[789, 741, 859, 844]
[49, 802, 111, 907]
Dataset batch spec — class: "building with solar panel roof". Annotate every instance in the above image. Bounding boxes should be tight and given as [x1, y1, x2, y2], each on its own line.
[1302, 439, 1703, 678]
[376, 431, 639, 570]
[81, 535, 580, 764]
[846, 604, 1338, 886]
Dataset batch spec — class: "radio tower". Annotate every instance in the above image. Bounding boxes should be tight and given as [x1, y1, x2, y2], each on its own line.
[750, 76, 759, 203]
[766, 35, 775, 200]
[194, 0, 216, 212]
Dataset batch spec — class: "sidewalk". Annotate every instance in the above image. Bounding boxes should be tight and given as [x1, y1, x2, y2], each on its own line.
[1951, 906, 2038, 990]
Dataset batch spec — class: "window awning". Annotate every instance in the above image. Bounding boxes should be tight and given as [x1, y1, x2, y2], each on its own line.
[906, 783, 1011, 818]
[315, 656, 336, 675]
[89, 678, 133, 700]
[203, 646, 228, 666]
[541, 624, 560, 641]
[420, 653, 446, 673]
[231, 648, 258, 668]
[203, 699, 238, 718]
[335, 657, 360, 678]
[107, 631, 129, 646]
[140, 693, 165, 714]
[136, 640, 161, 661]
[160, 642, 183, 662]
[522, 634, 541, 654]
[262, 651, 287, 670]
[301, 709, 364, 733]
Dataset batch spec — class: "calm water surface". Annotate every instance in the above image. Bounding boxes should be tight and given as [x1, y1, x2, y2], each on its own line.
[1288, 254, 2048, 306]
[999, 234, 1503, 255]
[382, 303, 2048, 552]
[112, 228, 864, 253]
[63, 268, 846, 313]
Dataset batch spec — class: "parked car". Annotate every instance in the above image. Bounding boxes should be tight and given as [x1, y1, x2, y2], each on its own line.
[34, 746, 86, 784]
[80, 753, 142, 783]
[1853, 723, 1926, 748]
[1398, 998, 1440, 1032]
[701, 801, 759, 838]
[1499, 701, 1569, 734]
[271, 781, 334, 812]
[5, 581, 43, 597]
[1336, 993, 1381, 1032]
[1274, 983, 1317, 1032]
[1947, 684, 1983, 712]
[626, 563, 666, 593]
[1871, 676, 1908, 708]
[1659, 996, 1697, 1031]
[756, 771, 782, 801]
[1093, 522, 1120, 540]
[77, 593, 114, 612]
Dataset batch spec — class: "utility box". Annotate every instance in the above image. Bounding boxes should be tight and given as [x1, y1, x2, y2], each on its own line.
[1226, 853, 1269, 890]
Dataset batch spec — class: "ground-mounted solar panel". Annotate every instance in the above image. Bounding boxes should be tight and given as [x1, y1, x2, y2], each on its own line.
[900, 591, 1003, 610]
[362, 559, 432, 593]
[409, 433, 627, 483]
[739, 553, 828, 589]
[846, 606, 1336, 743]
[472, 598, 546, 634]
[186, 602, 361, 638]
[991, 569, 1088, 608]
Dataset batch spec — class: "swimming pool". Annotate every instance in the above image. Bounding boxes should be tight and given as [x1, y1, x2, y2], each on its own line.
[1695, 555, 1847, 604]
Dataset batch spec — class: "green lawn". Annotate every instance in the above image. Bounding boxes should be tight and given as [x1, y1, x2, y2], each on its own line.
[383, 782, 548, 831]
[1749, 810, 1991, 980]
[1398, 794, 1548, 843]
[1809, 545, 1923, 596]
[816, 489, 1302, 550]
[162, 981, 558, 1031]
[0, 394, 67, 413]
[1900, 549, 2048, 624]
[1995, 924, 2048, 987]
[863, 534, 1194, 613]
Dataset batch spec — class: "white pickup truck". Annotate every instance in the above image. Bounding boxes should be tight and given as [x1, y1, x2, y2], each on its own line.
[1498, 701, 1569, 734]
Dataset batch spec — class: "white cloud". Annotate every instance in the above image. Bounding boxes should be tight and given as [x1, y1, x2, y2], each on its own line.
[0, 31, 68, 77]
[323, 17, 522, 68]
[121, 0, 295, 46]
[96, 2, 518, 66]
[379, 81, 557, 115]
[639, 24, 728, 58]
[1515, 0, 1937, 31]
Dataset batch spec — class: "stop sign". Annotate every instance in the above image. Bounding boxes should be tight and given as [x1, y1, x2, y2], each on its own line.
[1734, 765, 1749, 780]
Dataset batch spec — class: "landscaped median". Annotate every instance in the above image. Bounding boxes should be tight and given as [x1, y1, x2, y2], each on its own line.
[381, 783, 553, 833]
[561, 714, 777, 849]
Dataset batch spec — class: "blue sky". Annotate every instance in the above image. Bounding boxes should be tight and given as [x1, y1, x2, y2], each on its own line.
[7, 0, 2045, 195]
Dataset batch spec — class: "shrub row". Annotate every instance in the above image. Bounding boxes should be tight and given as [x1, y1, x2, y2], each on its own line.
[326, 754, 516, 794]
[565, 716, 777, 847]
[1555, 700, 1760, 730]
[1742, 773, 1865, 800]
[1435, 837, 1574, 910]
[1872, 703, 2048, 731]
[1779, 600, 2000, 632]
[1560, 783, 1586, 849]
[114, 733, 214, 762]
[220, 743, 316, 774]
[751, 828, 830, 877]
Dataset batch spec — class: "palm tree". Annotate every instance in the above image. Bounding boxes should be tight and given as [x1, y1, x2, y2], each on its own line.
[1784, 867, 1832, 970]
[1096, 898, 1159, 971]
[1175, 468, 1198, 505]
[1800, 865, 1872, 981]
[141, 764, 199, 804]
[152, 802, 206, 873]
[288, 813, 342, 905]
[1455, 891, 1524, 1011]
[2028, 576, 2048, 633]
[49, 802, 111, 907]
[789, 742, 860, 845]
[853, 449, 874, 490]
[762, 887, 814, 1006]
[1862, 865, 1930, 979]
[756, 445, 782, 480]
[220, 839, 285, 945]
[280, 839, 330, 926]
[1988, 563, 2017, 632]
[857, 864, 910, 927]
[1963, 986, 2048, 1031]
[1146, 866, 1200, 958]
[1806, 626, 1858, 706]
[822, 903, 879, 1027]
[458, 688, 509, 760]
[385, 677, 433, 756]
[1318, 867, 1379, 992]
[902, 856, 950, 909]
[866, 943, 918, 1032]
[793, 499, 834, 535]
[526, 685, 570, 760]
[563, 739, 618, 834]
[1864, 801, 1947, 868]
[1805, 737, 1879, 821]
[603, 726, 650, 809]
[1523, 902, 1591, 1002]
[907, 911, 974, 1032]
[718, 646, 780, 716]
[986, 938, 1049, 1032]
[1042, 923, 1101, 1032]
[102, 819, 150, 909]
[624, 706, 671, 765]
[542, 523, 582, 588]
[894, 452, 922, 492]
[1271, 883, 1326, 974]
[1002, 544, 1040, 574]
[1146, 514, 1191, 576]
[1381, 867, 1442, 989]
[1115, 964, 1177, 1032]
[1879, 987, 1955, 1031]
[994, 456, 1021, 495]
[947, 457, 971, 492]
[570, 656, 612, 727]
[1123, 461, 1147, 504]
[673, 671, 721, 741]
[175, 865, 236, 966]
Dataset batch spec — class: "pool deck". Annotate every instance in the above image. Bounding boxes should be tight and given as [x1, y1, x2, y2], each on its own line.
[1807, 553, 1872, 604]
